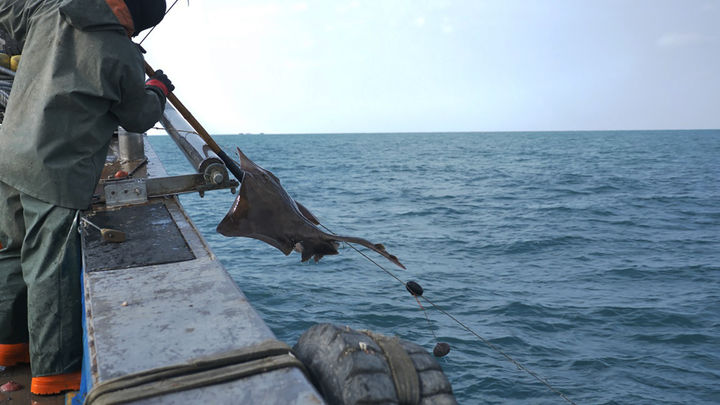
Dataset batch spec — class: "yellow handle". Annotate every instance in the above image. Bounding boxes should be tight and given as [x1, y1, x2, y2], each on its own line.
[10, 55, 20, 71]
[0, 53, 9, 69]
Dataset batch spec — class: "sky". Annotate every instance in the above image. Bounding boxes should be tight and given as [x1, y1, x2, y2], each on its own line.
[142, 0, 720, 134]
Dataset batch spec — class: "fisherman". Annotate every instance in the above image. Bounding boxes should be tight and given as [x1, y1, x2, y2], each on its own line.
[0, 0, 173, 395]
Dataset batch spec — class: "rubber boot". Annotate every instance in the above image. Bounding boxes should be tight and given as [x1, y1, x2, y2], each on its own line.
[0, 343, 30, 366]
[30, 371, 81, 395]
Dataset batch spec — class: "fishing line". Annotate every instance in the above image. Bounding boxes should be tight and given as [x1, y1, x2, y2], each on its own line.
[414, 295, 439, 341]
[152, 126, 196, 135]
[318, 223, 578, 405]
[139, 0, 184, 45]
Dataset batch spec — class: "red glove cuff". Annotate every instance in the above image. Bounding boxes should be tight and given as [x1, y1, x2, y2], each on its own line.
[146, 79, 169, 96]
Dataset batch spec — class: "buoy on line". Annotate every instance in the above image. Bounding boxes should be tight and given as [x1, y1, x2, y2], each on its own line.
[404, 280, 451, 357]
[405, 280, 424, 296]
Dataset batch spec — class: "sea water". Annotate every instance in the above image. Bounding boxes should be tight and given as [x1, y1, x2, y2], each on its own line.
[149, 130, 720, 404]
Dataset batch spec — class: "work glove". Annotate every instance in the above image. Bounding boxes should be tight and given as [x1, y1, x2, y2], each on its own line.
[145, 69, 175, 96]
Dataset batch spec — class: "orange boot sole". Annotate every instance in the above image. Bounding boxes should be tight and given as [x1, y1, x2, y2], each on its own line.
[31, 371, 81, 395]
[0, 343, 30, 367]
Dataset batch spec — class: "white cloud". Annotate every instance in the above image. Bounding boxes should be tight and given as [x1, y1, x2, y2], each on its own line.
[415, 17, 426, 27]
[442, 17, 453, 34]
[656, 32, 715, 48]
[336, 0, 360, 13]
[292, 2, 308, 12]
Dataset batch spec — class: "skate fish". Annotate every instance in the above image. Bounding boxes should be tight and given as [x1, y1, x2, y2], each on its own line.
[217, 148, 405, 269]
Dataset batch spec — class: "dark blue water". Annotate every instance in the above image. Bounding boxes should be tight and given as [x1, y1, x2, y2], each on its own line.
[149, 131, 720, 404]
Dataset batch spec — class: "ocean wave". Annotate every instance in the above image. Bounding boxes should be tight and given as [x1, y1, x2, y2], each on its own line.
[589, 307, 701, 328]
[498, 235, 595, 254]
[630, 333, 713, 345]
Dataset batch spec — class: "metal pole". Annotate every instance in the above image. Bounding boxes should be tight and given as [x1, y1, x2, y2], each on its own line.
[145, 61, 245, 183]
[159, 103, 227, 185]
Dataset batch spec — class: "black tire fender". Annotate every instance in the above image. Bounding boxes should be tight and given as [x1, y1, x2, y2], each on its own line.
[293, 323, 457, 405]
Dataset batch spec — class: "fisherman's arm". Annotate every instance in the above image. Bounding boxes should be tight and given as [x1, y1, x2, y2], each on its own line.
[111, 69, 174, 133]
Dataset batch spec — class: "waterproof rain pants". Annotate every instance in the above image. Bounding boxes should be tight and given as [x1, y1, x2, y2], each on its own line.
[0, 181, 82, 376]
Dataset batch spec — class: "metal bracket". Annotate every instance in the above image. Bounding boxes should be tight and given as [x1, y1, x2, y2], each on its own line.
[98, 175, 238, 208]
[105, 178, 148, 207]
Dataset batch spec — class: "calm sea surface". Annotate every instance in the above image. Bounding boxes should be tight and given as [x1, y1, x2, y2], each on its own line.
[149, 131, 720, 404]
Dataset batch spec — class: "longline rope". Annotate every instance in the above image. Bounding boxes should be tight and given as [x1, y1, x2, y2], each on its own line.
[317, 224, 579, 405]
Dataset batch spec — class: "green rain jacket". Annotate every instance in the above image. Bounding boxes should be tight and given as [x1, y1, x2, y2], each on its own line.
[0, 0, 164, 209]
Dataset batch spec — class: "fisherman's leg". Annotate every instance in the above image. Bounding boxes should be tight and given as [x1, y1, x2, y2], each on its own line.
[0, 180, 30, 365]
[20, 193, 82, 393]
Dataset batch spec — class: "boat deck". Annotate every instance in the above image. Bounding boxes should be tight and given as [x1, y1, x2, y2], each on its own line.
[0, 364, 73, 404]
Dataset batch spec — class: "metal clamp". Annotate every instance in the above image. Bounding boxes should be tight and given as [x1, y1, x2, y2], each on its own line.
[99, 175, 238, 208]
[105, 178, 148, 207]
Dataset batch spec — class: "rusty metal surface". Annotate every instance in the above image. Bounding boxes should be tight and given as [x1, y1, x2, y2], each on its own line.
[100, 157, 148, 181]
[81, 202, 195, 272]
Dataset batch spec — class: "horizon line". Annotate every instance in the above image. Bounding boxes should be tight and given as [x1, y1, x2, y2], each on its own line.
[167, 128, 720, 136]
[146, 128, 720, 136]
